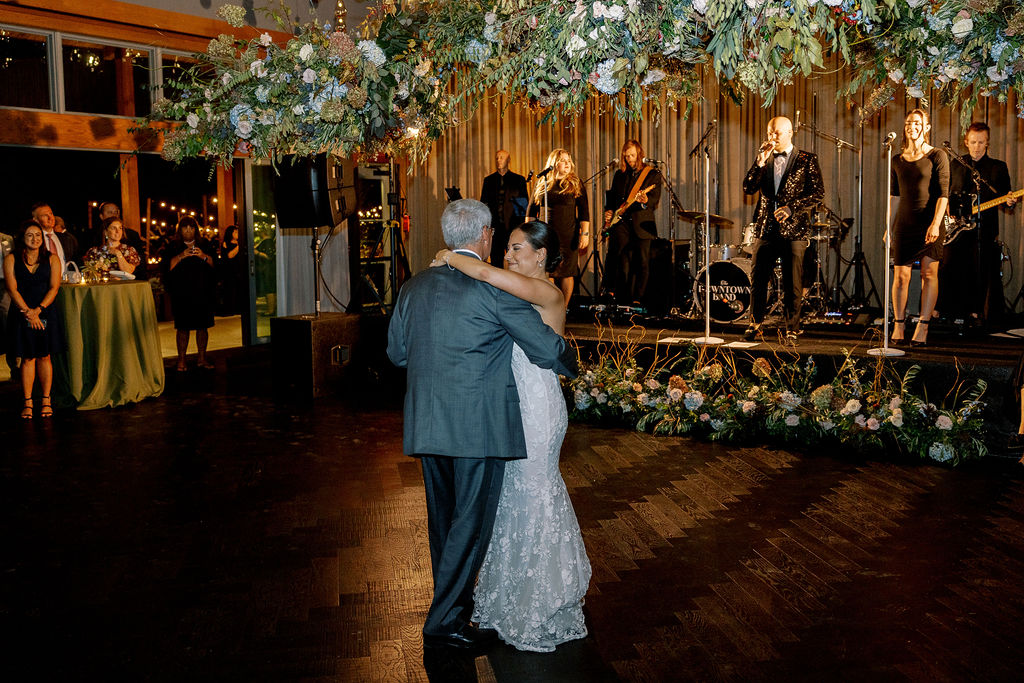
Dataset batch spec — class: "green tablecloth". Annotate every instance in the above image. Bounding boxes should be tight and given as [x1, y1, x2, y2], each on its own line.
[53, 280, 165, 410]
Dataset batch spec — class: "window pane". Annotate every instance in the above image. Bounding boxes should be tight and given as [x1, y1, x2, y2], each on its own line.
[161, 53, 213, 103]
[63, 40, 150, 116]
[0, 29, 51, 109]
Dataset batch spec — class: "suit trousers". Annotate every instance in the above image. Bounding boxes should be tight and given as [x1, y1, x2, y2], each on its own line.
[420, 455, 506, 636]
[750, 236, 807, 331]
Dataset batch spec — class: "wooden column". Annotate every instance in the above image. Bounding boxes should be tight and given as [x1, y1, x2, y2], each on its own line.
[216, 164, 235, 237]
[119, 153, 141, 232]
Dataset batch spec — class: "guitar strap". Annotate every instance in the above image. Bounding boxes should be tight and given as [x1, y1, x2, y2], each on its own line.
[624, 167, 654, 207]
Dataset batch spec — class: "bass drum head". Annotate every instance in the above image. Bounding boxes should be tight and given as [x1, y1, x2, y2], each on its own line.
[693, 259, 753, 322]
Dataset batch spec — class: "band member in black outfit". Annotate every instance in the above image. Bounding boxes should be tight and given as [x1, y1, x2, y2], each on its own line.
[603, 140, 661, 305]
[942, 121, 1016, 328]
[742, 116, 824, 345]
[889, 109, 949, 347]
[480, 149, 529, 267]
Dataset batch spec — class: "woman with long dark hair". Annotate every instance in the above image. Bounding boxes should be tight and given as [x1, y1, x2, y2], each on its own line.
[527, 149, 590, 308]
[430, 221, 592, 652]
[3, 220, 61, 418]
[889, 108, 949, 346]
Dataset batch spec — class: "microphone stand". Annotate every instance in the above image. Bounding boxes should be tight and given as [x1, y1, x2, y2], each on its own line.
[580, 162, 618, 299]
[868, 138, 904, 357]
[657, 160, 688, 316]
[693, 142, 723, 346]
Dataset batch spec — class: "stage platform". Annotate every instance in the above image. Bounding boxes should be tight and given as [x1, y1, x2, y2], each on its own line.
[565, 309, 1024, 441]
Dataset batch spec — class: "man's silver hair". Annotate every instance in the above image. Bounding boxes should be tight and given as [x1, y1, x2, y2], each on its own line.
[441, 199, 490, 249]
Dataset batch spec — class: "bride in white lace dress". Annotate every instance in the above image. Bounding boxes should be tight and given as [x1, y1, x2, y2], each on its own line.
[432, 221, 591, 652]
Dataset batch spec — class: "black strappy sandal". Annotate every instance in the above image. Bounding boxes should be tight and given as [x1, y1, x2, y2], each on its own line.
[40, 395, 52, 418]
[911, 320, 929, 348]
[890, 319, 906, 346]
[21, 398, 33, 420]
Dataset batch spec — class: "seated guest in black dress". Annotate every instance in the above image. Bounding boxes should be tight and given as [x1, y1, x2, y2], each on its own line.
[160, 217, 216, 372]
[3, 220, 61, 418]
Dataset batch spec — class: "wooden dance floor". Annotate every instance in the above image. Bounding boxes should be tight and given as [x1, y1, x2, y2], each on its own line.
[3, 346, 1024, 681]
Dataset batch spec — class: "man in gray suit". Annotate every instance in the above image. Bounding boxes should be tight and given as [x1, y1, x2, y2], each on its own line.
[387, 199, 576, 650]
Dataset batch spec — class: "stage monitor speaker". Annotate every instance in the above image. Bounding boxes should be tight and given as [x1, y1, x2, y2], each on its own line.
[270, 312, 360, 398]
[273, 153, 357, 229]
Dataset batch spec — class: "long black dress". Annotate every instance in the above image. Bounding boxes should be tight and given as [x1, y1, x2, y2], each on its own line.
[160, 239, 216, 331]
[891, 149, 949, 265]
[7, 255, 60, 359]
[527, 184, 589, 279]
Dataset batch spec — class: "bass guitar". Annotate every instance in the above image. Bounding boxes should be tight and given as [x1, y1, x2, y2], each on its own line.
[943, 187, 1023, 246]
[605, 184, 656, 230]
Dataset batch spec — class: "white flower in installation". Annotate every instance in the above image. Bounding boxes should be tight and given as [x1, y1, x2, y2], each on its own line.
[841, 399, 861, 416]
[302, 68, 316, 84]
[358, 40, 386, 66]
[299, 43, 315, 62]
[260, 33, 272, 46]
[929, 442, 954, 462]
[785, 414, 800, 427]
[936, 415, 953, 430]
[186, 113, 199, 129]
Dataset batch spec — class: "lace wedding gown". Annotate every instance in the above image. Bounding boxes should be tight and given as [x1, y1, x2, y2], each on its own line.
[472, 343, 592, 652]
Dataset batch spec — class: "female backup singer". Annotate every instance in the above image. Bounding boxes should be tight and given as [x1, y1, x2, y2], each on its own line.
[889, 108, 949, 347]
[527, 148, 590, 307]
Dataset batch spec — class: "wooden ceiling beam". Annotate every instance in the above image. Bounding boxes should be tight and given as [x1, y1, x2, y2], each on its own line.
[1, 0, 294, 52]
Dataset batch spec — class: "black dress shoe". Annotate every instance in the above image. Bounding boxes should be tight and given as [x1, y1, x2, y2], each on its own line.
[423, 624, 499, 650]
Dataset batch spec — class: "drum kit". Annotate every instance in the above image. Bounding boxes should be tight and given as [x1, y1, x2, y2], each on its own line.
[671, 206, 847, 324]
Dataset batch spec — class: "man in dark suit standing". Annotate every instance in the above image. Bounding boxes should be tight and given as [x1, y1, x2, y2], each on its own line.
[742, 116, 824, 345]
[31, 202, 77, 273]
[479, 150, 528, 266]
[387, 198, 575, 650]
[603, 139, 662, 306]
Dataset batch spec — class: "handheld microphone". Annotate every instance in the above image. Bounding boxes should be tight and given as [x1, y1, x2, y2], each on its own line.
[643, 157, 662, 165]
[525, 170, 534, 182]
[536, 165, 554, 178]
[758, 141, 775, 154]
[882, 132, 897, 147]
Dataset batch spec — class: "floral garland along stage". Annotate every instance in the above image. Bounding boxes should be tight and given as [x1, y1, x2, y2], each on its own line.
[565, 328, 988, 466]
[148, 1, 1024, 165]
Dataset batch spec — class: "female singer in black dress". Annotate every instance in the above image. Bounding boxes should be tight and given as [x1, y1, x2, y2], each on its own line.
[3, 220, 61, 418]
[527, 148, 590, 307]
[160, 216, 217, 372]
[890, 108, 949, 346]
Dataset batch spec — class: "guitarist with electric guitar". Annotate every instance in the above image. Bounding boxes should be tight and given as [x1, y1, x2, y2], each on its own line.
[940, 121, 1017, 328]
[602, 139, 662, 306]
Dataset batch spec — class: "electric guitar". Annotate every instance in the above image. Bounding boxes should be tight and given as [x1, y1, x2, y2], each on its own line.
[605, 184, 656, 230]
[944, 187, 1023, 246]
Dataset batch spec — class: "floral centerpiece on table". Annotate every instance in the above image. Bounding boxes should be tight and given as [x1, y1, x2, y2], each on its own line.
[567, 329, 989, 466]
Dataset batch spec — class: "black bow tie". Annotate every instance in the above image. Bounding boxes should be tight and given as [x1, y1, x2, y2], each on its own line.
[773, 151, 788, 158]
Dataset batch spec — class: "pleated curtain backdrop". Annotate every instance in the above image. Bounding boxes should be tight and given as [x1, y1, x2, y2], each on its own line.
[406, 63, 1023, 316]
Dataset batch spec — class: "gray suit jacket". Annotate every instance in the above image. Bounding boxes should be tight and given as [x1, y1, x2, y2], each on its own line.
[387, 262, 576, 460]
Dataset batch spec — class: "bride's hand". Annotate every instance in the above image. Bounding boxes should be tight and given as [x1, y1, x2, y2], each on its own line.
[430, 248, 452, 268]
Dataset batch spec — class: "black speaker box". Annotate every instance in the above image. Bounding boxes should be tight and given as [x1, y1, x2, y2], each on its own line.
[270, 312, 360, 398]
[273, 153, 357, 229]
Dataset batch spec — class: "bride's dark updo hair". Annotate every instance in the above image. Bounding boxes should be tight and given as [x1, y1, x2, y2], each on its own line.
[512, 220, 563, 274]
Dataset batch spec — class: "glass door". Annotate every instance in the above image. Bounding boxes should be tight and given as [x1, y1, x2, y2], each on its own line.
[241, 158, 279, 343]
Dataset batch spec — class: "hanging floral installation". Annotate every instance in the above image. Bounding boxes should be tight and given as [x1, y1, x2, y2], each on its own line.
[145, 1, 1024, 165]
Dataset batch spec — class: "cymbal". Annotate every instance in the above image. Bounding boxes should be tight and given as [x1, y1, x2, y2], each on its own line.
[677, 210, 734, 227]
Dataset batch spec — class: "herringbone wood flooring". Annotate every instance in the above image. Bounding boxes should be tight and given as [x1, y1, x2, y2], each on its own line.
[3, 362, 1023, 681]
